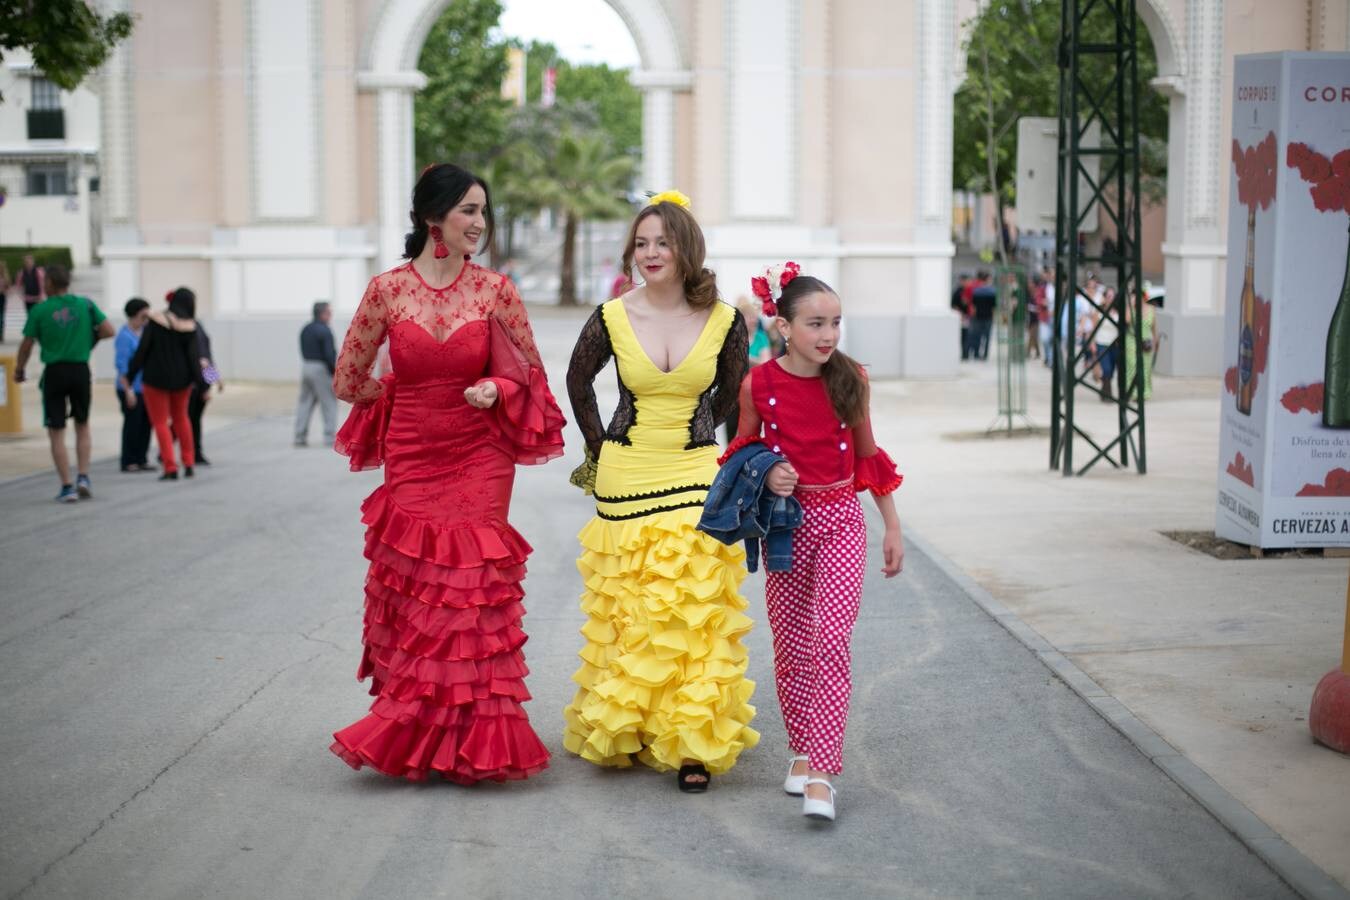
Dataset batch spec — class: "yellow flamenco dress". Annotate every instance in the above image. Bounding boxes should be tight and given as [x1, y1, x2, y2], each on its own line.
[562, 298, 759, 773]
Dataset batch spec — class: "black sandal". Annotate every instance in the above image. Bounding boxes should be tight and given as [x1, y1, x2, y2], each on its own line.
[677, 763, 710, 793]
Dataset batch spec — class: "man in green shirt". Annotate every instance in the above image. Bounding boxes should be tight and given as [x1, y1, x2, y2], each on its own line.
[15, 265, 116, 503]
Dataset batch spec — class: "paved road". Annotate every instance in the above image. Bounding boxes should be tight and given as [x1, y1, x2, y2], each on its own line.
[0, 414, 1297, 899]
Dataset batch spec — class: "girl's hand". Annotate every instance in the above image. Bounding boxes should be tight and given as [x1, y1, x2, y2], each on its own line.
[881, 527, 904, 577]
[765, 461, 798, 497]
[463, 380, 499, 409]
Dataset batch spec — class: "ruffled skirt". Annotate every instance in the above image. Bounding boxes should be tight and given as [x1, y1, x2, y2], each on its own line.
[562, 505, 759, 773]
[330, 486, 550, 784]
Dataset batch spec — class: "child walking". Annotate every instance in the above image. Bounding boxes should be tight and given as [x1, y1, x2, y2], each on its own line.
[722, 264, 904, 821]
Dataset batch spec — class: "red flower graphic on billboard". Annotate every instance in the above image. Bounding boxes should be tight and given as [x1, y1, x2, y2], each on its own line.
[1234, 134, 1278, 211]
[1281, 382, 1325, 414]
[1287, 141, 1350, 212]
[1225, 451, 1256, 486]
[1222, 294, 1272, 397]
[1297, 467, 1350, 496]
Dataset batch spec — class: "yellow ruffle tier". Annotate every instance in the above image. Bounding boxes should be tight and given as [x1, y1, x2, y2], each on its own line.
[562, 505, 760, 773]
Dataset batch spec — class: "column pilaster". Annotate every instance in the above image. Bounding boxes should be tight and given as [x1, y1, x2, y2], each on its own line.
[358, 70, 426, 269]
[631, 68, 691, 192]
[1157, 0, 1227, 376]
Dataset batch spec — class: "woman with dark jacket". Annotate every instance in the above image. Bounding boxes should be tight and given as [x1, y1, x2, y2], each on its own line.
[127, 287, 200, 480]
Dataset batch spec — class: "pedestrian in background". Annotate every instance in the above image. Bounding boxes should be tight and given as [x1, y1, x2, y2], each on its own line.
[1027, 274, 1044, 361]
[737, 294, 773, 366]
[726, 266, 904, 822]
[115, 297, 153, 472]
[295, 300, 337, 447]
[128, 287, 200, 480]
[13, 264, 115, 502]
[608, 258, 631, 299]
[1039, 267, 1056, 366]
[19, 253, 44, 317]
[969, 271, 997, 360]
[189, 322, 221, 465]
[1092, 286, 1120, 401]
[952, 272, 973, 360]
[1124, 288, 1157, 401]
[0, 260, 11, 343]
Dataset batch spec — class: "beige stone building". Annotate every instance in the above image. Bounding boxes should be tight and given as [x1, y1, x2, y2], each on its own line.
[91, 0, 1350, 378]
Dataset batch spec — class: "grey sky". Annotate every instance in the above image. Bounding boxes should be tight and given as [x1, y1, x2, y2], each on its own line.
[497, 0, 641, 68]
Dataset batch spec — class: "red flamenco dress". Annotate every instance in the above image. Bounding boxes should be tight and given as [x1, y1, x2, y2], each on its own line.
[329, 261, 565, 783]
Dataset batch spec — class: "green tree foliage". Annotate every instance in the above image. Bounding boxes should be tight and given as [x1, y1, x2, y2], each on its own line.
[557, 63, 641, 155]
[953, 0, 1169, 253]
[413, 12, 639, 298]
[414, 0, 510, 171]
[0, 0, 133, 101]
[514, 39, 641, 155]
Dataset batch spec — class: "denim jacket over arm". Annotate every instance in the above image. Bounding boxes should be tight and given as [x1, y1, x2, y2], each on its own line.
[697, 441, 803, 572]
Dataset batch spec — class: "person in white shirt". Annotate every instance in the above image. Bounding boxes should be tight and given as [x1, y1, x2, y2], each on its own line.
[1091, 286, 1120, 400]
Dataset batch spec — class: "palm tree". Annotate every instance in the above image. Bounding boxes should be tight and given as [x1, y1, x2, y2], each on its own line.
[530, 130, 636, 305]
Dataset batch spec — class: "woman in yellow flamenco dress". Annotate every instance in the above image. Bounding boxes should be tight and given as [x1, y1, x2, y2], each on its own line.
[563, 193, 759, 791]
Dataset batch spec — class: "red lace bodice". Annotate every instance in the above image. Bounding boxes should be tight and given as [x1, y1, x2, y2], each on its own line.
[335, 262, 545, 403]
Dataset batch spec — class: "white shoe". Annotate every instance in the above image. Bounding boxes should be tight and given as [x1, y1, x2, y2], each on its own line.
[802, 778, 837, 821]
[784, 755, 809, 795]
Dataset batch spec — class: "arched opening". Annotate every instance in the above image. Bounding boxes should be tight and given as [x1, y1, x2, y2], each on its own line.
[358, 0, 689, 268]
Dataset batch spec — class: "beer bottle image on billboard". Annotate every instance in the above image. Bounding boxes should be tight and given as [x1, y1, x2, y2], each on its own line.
[1288, 141, 1350, 427]
[1325, 222, 1350, 427]
[1237, 208, 1257, 414]
[1232, 133, 1276, 416]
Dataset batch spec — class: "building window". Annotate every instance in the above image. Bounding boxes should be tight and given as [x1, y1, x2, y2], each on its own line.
[26, 163, 69, 196]
[31, 77, 61, 110]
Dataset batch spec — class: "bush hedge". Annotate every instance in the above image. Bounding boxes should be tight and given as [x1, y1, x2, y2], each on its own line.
[0, 246, 74, 278]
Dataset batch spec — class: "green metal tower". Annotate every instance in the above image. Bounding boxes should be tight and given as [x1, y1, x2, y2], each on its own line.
[1050, 0, 1147, 475]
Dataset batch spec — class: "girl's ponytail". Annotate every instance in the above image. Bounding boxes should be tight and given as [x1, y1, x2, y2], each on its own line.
[822, 349, 867, 427]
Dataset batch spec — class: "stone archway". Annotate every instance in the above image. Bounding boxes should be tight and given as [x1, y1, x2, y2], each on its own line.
[358, 0, 690, 265]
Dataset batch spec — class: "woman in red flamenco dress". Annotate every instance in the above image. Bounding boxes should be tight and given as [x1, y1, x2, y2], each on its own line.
[329, 164, 565, 783]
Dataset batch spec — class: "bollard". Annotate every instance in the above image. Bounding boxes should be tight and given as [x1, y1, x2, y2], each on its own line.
[0, 354, 21, 434]
[1309, 563, 1350, 754]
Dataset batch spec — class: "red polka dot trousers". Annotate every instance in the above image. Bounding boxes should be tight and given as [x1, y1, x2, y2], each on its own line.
[765, 482, 866, 775]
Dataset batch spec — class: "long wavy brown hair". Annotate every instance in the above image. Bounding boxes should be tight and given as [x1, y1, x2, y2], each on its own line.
[777, 275, 867, 427]
[621, 202, 719, 310]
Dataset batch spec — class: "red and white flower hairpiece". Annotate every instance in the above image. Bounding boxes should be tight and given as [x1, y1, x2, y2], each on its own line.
[750, 261, 801, 317]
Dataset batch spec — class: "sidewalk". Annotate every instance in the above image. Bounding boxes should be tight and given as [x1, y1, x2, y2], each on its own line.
[868, 354, 1349, 891]
[1, 311, 1346, 891]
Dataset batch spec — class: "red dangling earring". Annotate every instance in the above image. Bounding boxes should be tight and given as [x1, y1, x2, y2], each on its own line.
[429, 225, 449, 259]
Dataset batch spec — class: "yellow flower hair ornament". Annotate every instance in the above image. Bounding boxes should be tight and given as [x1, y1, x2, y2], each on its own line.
[647, 189, 692, 210]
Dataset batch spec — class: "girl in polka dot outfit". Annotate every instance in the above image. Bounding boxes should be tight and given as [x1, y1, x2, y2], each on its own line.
[722, 265, 904, 821]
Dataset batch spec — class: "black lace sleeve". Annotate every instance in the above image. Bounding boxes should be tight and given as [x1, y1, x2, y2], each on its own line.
[713, 308, 749, 426]
[566, 306, 614, 457]
[686, 307, 750, 449]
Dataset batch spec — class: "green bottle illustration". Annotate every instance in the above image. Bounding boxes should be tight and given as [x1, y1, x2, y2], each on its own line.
[1325, 220, 1350, 428]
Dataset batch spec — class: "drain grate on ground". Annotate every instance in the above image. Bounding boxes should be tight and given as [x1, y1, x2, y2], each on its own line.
[1162, 530, 1350, 560]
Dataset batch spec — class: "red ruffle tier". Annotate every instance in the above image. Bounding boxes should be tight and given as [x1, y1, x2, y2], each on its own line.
[331, 485, 549, 784]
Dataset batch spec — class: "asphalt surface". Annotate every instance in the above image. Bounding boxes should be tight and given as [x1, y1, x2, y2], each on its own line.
[0, 414, 1299, 900]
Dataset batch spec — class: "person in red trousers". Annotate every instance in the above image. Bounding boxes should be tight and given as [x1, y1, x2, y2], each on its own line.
[127, 287, 199, 480]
